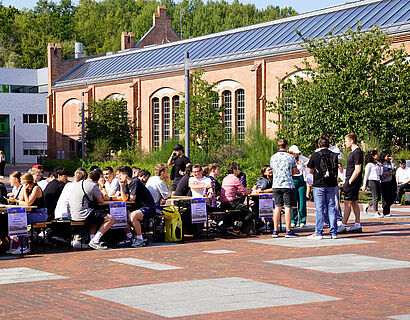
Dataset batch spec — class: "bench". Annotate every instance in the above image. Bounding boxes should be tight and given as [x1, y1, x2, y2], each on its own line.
[29, 221, 52, 253]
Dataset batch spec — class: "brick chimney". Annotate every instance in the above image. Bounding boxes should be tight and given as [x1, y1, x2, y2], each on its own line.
[121, 32, 135, 50]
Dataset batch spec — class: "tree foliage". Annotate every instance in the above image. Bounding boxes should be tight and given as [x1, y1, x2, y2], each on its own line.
[84, 97, 137, 153]
[176, 68, 226, 155]
[267, 24, 410, 154]
[0, 0, 297, 68]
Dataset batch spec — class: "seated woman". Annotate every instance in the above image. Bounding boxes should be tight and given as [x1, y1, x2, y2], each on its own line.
[7, 171, 23, 202]
[251, 165, 273, 230]
[18, 173, 47, 224]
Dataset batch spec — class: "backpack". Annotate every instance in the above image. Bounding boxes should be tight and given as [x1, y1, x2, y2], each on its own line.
[318, 150, 338, 183]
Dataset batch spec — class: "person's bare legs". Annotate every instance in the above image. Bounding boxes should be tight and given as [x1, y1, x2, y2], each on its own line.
[129, 210, 144, 236]
[284, 207, 292, 232]
[343, 200, 352, 224]
[273, 206, 282, 231]
[98, 214, 115, 234]
[351, 200, 361, 223]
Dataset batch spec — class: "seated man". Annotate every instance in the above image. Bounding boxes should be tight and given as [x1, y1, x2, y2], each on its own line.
[117, 166, 156, 247]
[395, 159, 410, 204]
[146, 163, 171, 205]
[69, 170, 115, 250]
[189, 164, 212, 198]
[43, 166, 69, 221]
[101, 166, 120, 199]
[174, 164, 193, 196]
[137, 169, 151, 185]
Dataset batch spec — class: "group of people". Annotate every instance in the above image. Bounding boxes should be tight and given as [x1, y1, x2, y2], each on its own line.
[1, 135, 408, 254]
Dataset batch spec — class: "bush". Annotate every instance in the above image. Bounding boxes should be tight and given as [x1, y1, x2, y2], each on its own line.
[43, 159, 83, 175]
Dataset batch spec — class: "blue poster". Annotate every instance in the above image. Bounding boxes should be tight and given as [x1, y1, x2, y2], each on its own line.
[109, 202, 128, 229]
[259, 194, 274, 218]
[7, 207, 28, 236]
[191, 198, 207, 223]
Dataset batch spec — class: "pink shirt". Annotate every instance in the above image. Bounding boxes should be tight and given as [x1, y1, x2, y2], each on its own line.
[221, 174, 248, 202]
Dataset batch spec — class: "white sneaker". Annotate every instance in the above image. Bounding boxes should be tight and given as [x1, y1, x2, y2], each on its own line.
[291, 223, 296, 228]
[10, 246, 30, 255]
[337, 225, 347, 234]
[363, 203, 369, 214]
[299, 223, 306, 228]
[375, 211, 383, 218]
[131, 238, 147, 248]
[88, 239, 108, 250]
[307, 234, 322, 240]
[348, 225, 362, 233]
[331, 235, 338, 239]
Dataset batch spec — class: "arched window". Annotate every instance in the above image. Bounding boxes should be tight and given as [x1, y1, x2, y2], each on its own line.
[163, 97, 170, 142]
[223, 91, 232, 140]
[236, 89, 245, 142]
[173, 96, 180, 139]
[152, 98, 160, 149]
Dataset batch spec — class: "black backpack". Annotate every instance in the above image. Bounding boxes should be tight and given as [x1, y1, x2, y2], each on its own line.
[318, 150, 339, 183]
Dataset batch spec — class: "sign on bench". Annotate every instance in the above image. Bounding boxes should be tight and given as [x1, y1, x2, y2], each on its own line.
[109, 202, 127, 229]
[259, 194, 274, 218]
[7, 207, 28, 236]
[191, 198, 207, 223]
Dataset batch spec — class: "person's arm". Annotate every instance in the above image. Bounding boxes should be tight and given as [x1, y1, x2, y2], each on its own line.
[362, 163, 370, 191]
[119, 182, 130, 201]
[167, 152, 177, 166]
[159, 181, 171, 200]
[349, 164, 362, 185]
[19, 186, 41, 206]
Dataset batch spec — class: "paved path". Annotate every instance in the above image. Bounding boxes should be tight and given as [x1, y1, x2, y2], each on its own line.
[0, 204, 409, 319]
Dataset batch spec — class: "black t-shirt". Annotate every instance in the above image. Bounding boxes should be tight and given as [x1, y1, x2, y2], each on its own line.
[307, 149, 338, 187]
[43, 179, 65, 216]
[174, 174, 192, 196]
[125, 178, 155, 209]
[171, 155, 190, 180]
[346, 147, 363, 183]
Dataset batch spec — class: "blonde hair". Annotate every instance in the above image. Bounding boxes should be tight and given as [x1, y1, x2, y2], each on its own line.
[28, 168, 42, 176]
[21, 173, 34, 184]
[154, 163, 168, 176]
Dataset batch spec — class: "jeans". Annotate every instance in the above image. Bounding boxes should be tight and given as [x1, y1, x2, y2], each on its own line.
[368, 180, 381, 211]
[27, 208, 48, 224]
[396, 183, 410, 203]
[313, 187, 337, 236]
[324, 186, 342, 224]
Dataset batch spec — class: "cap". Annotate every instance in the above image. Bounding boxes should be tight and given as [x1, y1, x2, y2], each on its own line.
[32, 164, 44, 171]
[289, 145, 301, 154]
[173, 144, 184, 151]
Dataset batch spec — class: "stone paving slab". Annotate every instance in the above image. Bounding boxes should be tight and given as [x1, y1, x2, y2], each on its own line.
[389, 315, 410, 320]
[83, 277, 340, 318]
[203, 250, 236, 254]
[266, 254, 410, 273]
[0, 267, 67, 285]
[109, 258, 183, 270]
[249, 237, 375, 248]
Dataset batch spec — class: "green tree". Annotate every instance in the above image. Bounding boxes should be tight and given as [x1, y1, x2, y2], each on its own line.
[267, 24, 410, 154]
[176, 68, 226, 155]
[84, 97, 137, 153]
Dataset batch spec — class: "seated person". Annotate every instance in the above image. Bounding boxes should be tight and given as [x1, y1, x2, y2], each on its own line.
[174, 164, 193, 196]
[137, 169, 151, 185]
[189, 164, 212, 198]
[132, 166, 141, 178]
[395, 159, 410, 204]
[146, 163, 171, 205]
[253, 165, 273, 192]
[29, 167, 49, 191]
[55, 168, 87, 220]
[18, 173, 48, 224]
[7, 171, 23, 202]
[220, 162, 254, 234]
[101, 166, 120, 199]
[69, 170, 114, 250]
[117, 166, 156, 247]
[43, 166, 69, 221]
[208, 163, 221, 196]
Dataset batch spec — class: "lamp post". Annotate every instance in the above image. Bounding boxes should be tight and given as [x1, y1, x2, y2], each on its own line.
[81, 92, 85, 161]
[13, 118, 15, 165]
[184, 51, 190, 159]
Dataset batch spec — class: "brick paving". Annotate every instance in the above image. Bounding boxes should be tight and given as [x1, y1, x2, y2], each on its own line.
[0, 203, 409, 319]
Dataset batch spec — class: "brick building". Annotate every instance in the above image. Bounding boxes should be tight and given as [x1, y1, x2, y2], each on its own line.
[47, 0, 410, 159]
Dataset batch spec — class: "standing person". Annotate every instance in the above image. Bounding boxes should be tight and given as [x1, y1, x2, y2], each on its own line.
[379, 151, 397, 217]
[338, 134, 363, 234]
[307, 136, 339, 239]
[395, 159, 410, 204]
[146, 163, 171, 205]
[362, 151, 382, 217]
[289, 145, 309, 228]
[167, 144, 190, 193]
[270, 139, 298, 238]
[43, 166, 69, 221]
[0, 150, 5, 177]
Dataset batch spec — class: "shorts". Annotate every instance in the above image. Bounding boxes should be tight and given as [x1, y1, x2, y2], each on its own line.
[133, 206, 157, 220]
[272, 188, 295, 208]
[84, 209, 108, 227]
[343, 180, 361, 201]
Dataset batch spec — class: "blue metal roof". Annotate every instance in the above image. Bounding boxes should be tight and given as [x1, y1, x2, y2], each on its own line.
[53, 0, 410, 88]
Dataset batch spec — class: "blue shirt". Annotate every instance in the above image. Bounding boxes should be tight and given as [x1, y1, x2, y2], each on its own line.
[270, 151, 297, 189]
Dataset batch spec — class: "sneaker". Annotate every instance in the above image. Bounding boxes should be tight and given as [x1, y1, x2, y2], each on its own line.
[394, 201, 401, 205]
[72, 241, 87, 249]
[118, 237, 134, 247]
[384, 213, 392, 217]
[323, 223, 330, 228]
[88, 239, 108, 250]
[337, 225, 347, 234]
[331, 235, 338, 239]
[363, 203, 369, 214]
[272, 230, 279, 238]
[291, 223, 296, 228]
[299, 223, 306, 228]
[10, 246, 30, 255]
[285, 230, 298, 238]
[307, 234, 322, 240]
[131, 238, 147, 248]
[375, 211, 383, 218]
[348, 225, 362, 233]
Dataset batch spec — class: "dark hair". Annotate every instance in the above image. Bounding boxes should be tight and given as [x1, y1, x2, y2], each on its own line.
[318, 137, 330, 148]
[277, 138, 288, 149]
[90, 165, 100, 172]
[379, 150, 390, 163]
[184, 164, 192, 175]
[138, 169, 151, 178]
[320, 133, 330, 140]
[88, 170, 100, 182]
[54, 166, 69, 176]
[227, 162, 239, 174]
[192, 164, 202, 171]
[365, 150, 378, 165]
[47, 170, 56, 178]
[398, 159, 406, 165]
[260, 165, 270, 178]
[117, 165, 132, 178]
[103, 166, 114, 173]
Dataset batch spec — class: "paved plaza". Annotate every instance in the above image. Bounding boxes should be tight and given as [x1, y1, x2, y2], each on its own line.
[0, 203, 409, 319]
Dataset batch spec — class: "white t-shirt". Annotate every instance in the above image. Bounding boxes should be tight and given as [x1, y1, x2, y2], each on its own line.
[396, 166, 410, 184]
[146, 176, 171, 205]
[104, 177, 120, 197]
[315, 145, 342, 160]
[37, 179, 48, 191]
[12, 185, 23, 200]
[189, 176, 212, 198]
[338, 168, 346, 184]
[294, 154, 309, 178]
[54, 182, 75, 219]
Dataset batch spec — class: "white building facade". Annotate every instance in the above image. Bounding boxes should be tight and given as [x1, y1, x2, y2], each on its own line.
[0, 67, 48, 164]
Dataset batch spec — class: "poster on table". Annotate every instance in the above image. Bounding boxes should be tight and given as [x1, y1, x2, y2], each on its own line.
[109, 202, 128, 229]
[191, 198, 207, 223]
[7, 207, 28, 236]
[259, 194, 274, 218]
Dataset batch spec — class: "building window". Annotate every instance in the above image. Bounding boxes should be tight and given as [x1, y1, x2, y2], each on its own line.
[11, 85, 39, 93]
[23, 114, 47, 124]
[223, 91, 232, 141]
[23, 142, 47, 156]
[0, 85, 10, 93]
[236, 89, 245, 142]
[163, 97, 170, 142]
[281, 84, 293, 130]
[152, 98, 160, 149]
[173, 96, 180, 139]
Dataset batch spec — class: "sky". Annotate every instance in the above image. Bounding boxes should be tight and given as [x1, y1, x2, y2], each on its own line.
[2, 0, 358, 14]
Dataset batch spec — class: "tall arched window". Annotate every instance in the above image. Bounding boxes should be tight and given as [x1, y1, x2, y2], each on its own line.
[236, 89, 245, 142]
[163, 97, 170, 142]
[223, 91, 232, 140]
[173, 96, 180, 139]
[152, 98, 160, 149]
